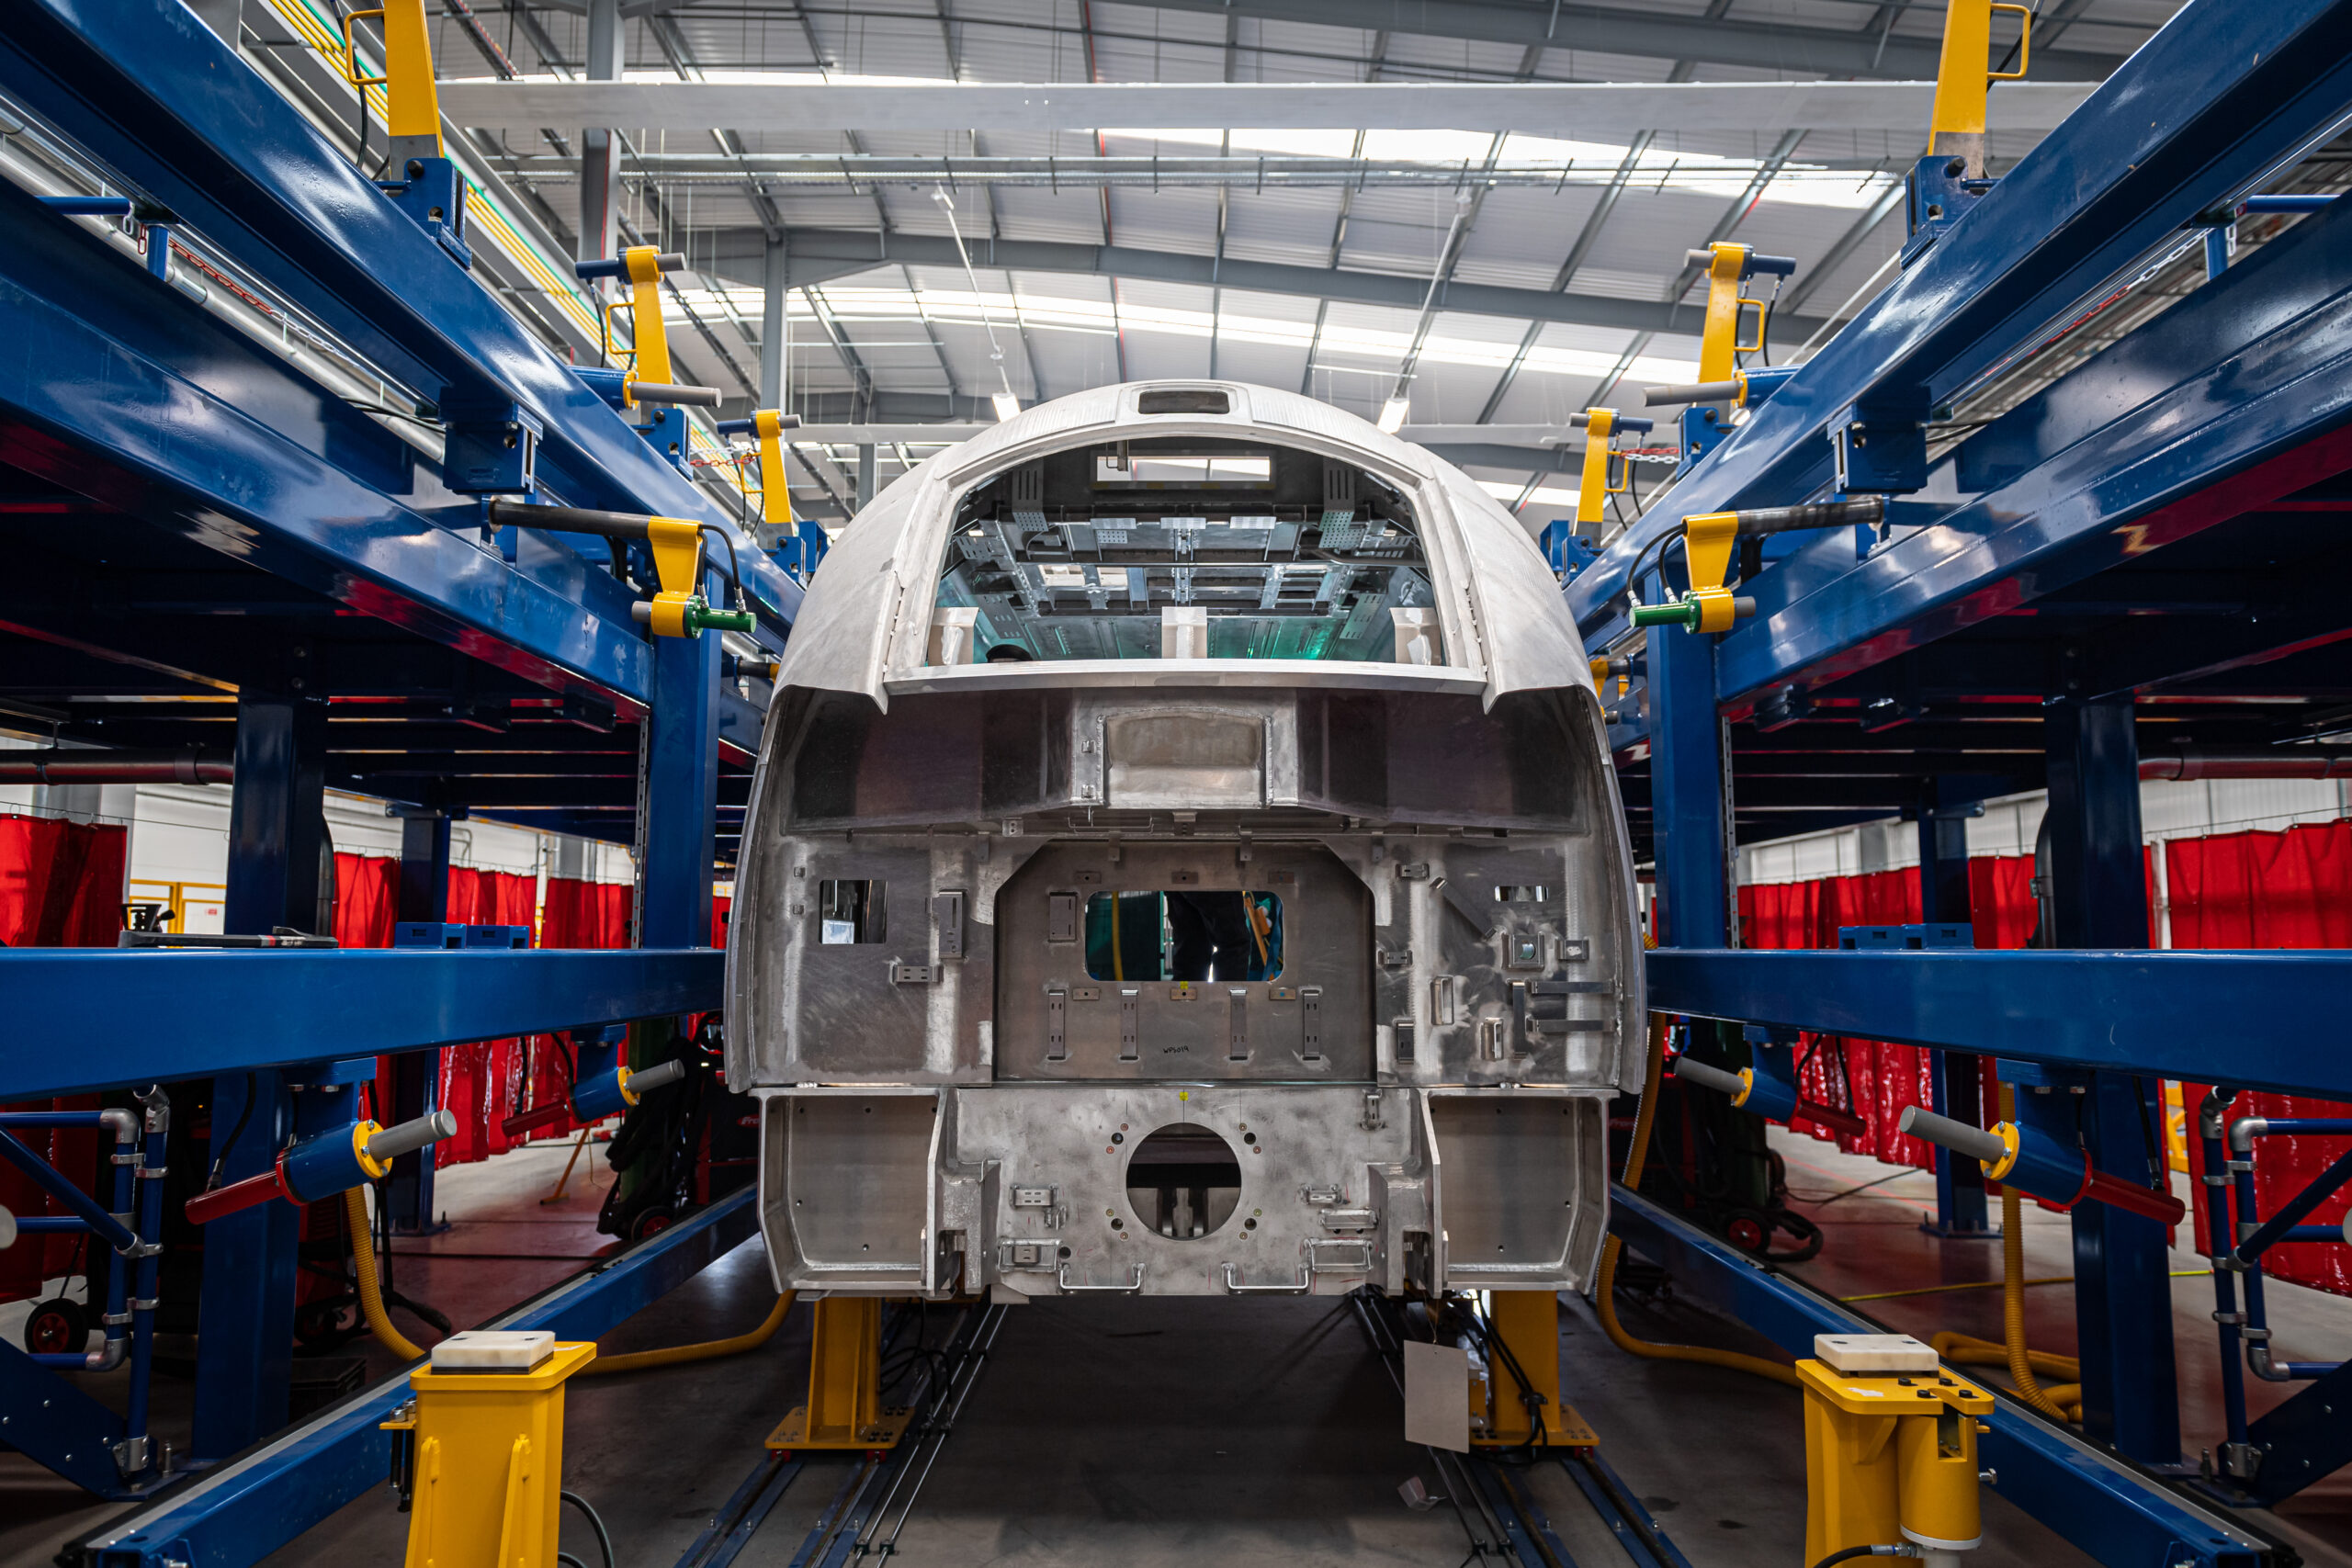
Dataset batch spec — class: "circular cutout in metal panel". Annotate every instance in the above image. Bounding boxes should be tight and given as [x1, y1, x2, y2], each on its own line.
[1125, 1123, 1243, 1240]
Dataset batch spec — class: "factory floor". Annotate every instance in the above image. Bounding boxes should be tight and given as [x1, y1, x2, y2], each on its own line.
[4, 1131, 2350, 1568]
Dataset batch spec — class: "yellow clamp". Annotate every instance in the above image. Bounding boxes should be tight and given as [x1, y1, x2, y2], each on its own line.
[752, 410, 795, 529]
[601, 245, 676, 396]
[338, 1, 443, 154]
[1574, 408, 1625, 528]
[1983, 1121, 2023, 1181]
[1697, 243, 1768, 384]
[1682, 511, 1743, 633]
[645, 517, 706, 638]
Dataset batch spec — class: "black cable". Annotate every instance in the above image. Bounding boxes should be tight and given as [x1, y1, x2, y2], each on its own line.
[1622, 524, 1686, 610]
[698, 525, 747, 610]
[561, 1492, 616, 1568]
[206, 1072, 258, 1190]
[1811, 1548, 1891, 1568]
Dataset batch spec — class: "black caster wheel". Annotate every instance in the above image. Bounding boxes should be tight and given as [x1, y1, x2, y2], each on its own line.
[24, 1296, 86, 1357]
[1723, 1209, 1771, 1256]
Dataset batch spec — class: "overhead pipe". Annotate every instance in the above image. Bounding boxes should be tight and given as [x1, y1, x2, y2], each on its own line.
[0, 749, 230, 784]
[2140, 749, 2352, 781]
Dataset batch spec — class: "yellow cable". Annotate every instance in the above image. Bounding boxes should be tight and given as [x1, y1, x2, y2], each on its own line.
[1594, 1016, 1801, 1387]
[345, 1185, 427, 1362]
[585, 1292, 797, 1375]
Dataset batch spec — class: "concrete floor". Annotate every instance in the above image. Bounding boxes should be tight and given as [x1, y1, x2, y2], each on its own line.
[5, 1129, 2351, 1567]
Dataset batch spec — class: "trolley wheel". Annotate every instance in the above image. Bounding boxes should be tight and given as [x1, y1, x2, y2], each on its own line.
[628, 1208, 673, 1241]
[24, 1297, 86, 1357]
[1723, 1209, 1770, 1256]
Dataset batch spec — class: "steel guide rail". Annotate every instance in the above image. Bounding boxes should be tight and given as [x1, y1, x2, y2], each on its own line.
[1609, 1186, 2273, 1568]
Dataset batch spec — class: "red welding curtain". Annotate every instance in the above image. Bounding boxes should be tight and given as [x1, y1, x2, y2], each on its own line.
[1739, 868, 1940, 1169]
[542, 875, 629, 948]
[333, 852, 400, 950]
[2176, 821, 2352, 1298]
[0, 815, 125, 1301]
[435, 869, 548, 1164]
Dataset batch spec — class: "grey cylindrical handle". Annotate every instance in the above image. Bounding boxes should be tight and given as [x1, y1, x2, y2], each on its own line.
[1898, 1105, 2007, 1165]
[368, 1110, 458, 1163]
[1670, 1057, 1746, 1096]
[628, 380, 725, 408]
[1643, 379, 1741, 407]
[631, 1059, 688, 1092]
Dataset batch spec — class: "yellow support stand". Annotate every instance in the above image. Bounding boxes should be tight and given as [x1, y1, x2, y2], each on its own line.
[767, 1297, 914, 1452]
[338, 0, 443, 162]
[1694, 242, 1769, 386]
[1799, 1335, 1993, 1565]
[1471, 1291, 1599, 1449]
[750, 409, 796, 531]
[382, 1337, 596, 1568]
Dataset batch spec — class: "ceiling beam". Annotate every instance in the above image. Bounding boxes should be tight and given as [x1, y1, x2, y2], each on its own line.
[708, 227, 1835, 342]
[1121, 0, 2127, 82]
[435, 78, 2099, 137]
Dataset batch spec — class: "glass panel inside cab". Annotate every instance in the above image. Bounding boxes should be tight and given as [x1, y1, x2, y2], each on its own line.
[1083, 891, 1283, 981]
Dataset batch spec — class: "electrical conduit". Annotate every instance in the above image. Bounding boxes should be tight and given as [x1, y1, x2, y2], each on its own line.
[586, 1292, 797, 1375]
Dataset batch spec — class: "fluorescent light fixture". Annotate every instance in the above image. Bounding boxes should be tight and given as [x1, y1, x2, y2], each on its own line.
[991, 391, 1021, 422]
[1377, 397, 1410, 434]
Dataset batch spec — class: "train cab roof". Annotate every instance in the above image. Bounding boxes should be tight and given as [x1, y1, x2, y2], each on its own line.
[773, 381, 1592, 711]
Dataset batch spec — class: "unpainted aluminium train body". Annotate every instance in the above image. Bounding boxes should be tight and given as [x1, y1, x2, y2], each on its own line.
[727, 380, 1643, 1303]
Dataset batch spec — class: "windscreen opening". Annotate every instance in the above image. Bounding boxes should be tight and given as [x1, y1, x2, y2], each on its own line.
[1084, 891, 1283, 981]
[930, 439, 1441, 664]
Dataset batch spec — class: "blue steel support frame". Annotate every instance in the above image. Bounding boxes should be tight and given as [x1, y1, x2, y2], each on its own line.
[76, 1189, 761, 1568]
[386, 814, 456, 1235]
[195, 694, 330, 1460]
[2044, 695, 2180, 1465]
[639, 572, 723, 952]
[1917, 805, 1991, 1237]
[1609, 1187, 2269, 1568]
[1646, 596, 1729, 950]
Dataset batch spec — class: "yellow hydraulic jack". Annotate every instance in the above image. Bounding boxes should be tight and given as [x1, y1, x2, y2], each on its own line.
[1470, 1292, 1599, 1450]
[767, 1298, 915, 1453]
[1799, 1333, 1993, 1567]
[382, 1331, 597, 1568]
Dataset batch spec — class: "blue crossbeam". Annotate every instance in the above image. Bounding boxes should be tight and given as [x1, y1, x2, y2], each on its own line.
[0, 949, 723, 1100]
[1645, 948, 2352, 1101]
[1608, 1187, 2268, 1568]
[76, 1188, 760, 1568]
[1568, 0, 2352, 649]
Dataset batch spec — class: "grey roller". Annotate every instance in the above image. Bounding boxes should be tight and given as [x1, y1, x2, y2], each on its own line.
[1898, 1105, 2008, 1166]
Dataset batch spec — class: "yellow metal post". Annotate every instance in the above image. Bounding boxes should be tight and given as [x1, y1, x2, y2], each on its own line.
[1798, 1337, 1992, 1563]
[1472, 1292, 1599, 1448]
[1929, 0, 2031, 178]
[1695, 243, 1758, 385]
[340, 0, 443, 163]
[752, 409, 795, 530]
[768, 1297, 914, 1451]
[384, 1339, 595, 1568]
[1574, 408, 1618, 531]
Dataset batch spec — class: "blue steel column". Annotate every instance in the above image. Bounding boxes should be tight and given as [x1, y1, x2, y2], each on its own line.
[1646, 606, 1732, 949]
[195, 693, 326, 1460]
[637, 575, 721, 951]
[1919, 803, 1991, 1237]
[2044, 691, 2180, 1463]
[386, 811, 454, 1234]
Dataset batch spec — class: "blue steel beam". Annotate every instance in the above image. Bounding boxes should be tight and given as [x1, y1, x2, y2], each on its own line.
[1569, 0, 2352, 655]
[0, 1341, 131, 1496]
[76, 1188, 761, 1568]
[0, 0, 746, 536]
[1645, 949, 2352, 1101]
[0, 184, 661, 705]
[1608, 1187, 2271, 1568]
[0, 949, 722, 1100]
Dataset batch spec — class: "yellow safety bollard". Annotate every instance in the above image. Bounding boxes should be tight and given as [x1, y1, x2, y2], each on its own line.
[382, 1330, 596, 1568]
[1799, 1333, 1993, 1567]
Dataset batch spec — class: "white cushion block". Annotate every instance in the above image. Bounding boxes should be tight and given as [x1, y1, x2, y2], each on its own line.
[431, 1330, 556, 1371]
[1815, 1333, 1939, 1374]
